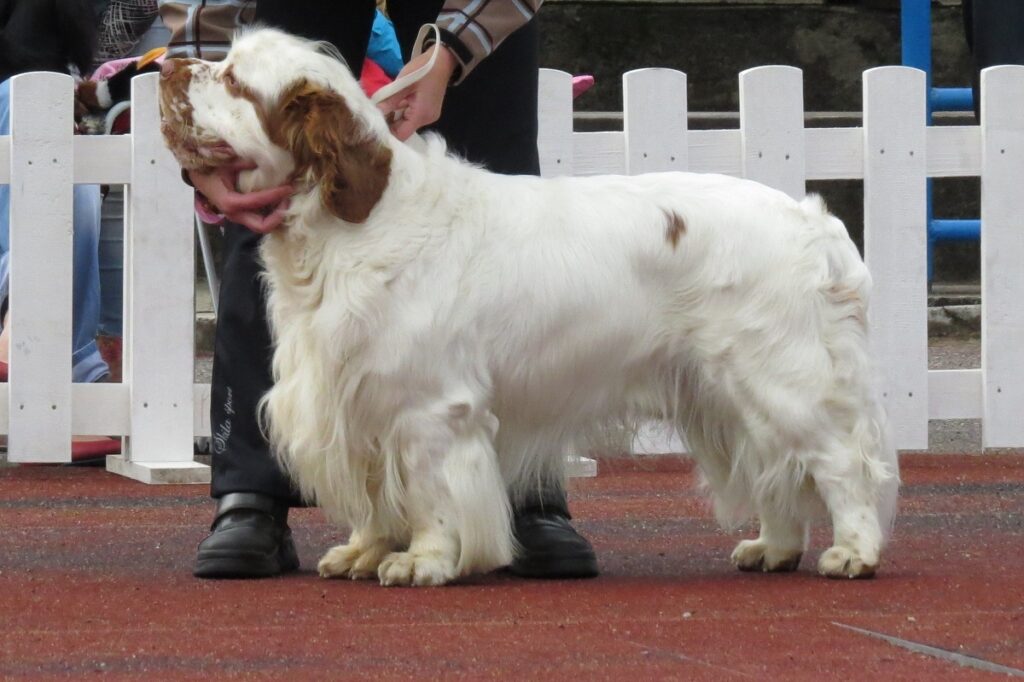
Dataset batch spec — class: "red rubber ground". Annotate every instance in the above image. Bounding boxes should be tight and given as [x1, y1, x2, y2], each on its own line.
[1, 454, 1021, 680]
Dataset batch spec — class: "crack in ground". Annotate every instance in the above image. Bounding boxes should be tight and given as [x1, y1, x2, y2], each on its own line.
[832, 622, 1024, 677]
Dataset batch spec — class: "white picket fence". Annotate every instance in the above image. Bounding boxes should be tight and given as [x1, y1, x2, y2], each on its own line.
[2, 65, 1022, 482]
[2, 72, 205, 483]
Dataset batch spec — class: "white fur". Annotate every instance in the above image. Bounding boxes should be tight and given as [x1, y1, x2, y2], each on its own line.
[170, 29, 899, 585]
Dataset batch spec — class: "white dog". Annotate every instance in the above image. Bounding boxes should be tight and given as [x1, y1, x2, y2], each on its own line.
[160, 28, 899, 587]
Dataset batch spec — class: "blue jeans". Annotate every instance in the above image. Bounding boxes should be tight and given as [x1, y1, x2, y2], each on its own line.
[0, 78, 109, 383]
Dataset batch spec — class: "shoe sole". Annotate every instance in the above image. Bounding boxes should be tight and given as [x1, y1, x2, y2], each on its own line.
[507, 554, 599, 579]
[194, 549, 299, 579]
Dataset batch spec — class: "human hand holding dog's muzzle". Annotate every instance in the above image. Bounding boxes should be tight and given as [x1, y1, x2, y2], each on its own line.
[188, 161, 294, 234]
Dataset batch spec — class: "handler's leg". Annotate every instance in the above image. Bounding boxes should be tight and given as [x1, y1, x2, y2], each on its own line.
[964, 0, 1024, 118]
[193, 0, 378, 579]
[388, 4, 598, 578]
[194, 226, 301, 578]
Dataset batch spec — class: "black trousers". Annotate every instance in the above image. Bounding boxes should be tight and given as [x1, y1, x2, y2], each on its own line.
[209, 2, 545, 506]
[963, 0, 1024, 118]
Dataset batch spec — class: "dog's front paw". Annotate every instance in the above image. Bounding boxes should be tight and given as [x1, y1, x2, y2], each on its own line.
[377, 551, 458, 587]
[731, 539, 803, 573]
[318, 542, 390, 580]
[817, 546, 877, 579]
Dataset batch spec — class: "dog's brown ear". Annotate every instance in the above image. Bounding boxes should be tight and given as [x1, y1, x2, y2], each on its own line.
[271, 80, 391, 223]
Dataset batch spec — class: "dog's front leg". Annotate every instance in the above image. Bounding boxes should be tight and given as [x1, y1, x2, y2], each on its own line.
[318, 527, 395, 580]
[376, 438, 461, 587]
[377, 407, 513, 587]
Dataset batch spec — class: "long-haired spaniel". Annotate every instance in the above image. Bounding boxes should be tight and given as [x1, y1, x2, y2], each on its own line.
[160, 29, 899, 586]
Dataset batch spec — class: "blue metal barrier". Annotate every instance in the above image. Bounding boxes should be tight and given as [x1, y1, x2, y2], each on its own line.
[900, 0, 977, 281]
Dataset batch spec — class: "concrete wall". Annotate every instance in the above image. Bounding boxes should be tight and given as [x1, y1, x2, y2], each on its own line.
[537, 0, 973, 113]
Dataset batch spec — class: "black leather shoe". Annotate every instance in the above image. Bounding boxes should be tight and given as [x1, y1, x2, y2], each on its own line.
[509, 508, 599, 579]
[193, 492, 300, 579]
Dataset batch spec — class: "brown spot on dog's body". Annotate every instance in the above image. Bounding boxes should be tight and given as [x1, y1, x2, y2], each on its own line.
[267, 79, 391, 223]
[825, 284, 867, 329]
[664, 210, 686, 250]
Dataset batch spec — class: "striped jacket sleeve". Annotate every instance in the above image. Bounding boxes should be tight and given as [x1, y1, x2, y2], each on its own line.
[158, 0, 256, 62]
[435, 0, 542, 85]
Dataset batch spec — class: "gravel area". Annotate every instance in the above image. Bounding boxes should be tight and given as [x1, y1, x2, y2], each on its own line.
[196, 353, 213, 384]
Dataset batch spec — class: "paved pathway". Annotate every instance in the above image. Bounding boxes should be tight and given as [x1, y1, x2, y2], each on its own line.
[1, 454, 1021, 679]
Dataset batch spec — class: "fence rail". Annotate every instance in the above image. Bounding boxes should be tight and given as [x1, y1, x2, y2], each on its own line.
[2, 65, 1021, 481]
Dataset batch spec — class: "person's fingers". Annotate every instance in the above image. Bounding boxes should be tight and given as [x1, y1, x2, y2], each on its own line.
[389, 117, 418, 142]
[257, 199, 292, 233]
[226, 158, 258, 172]
[219, 183, 294, 213]
[227, 210, 273, 233]
[376, 92, 410, 115]
[227, 198, 291, 234]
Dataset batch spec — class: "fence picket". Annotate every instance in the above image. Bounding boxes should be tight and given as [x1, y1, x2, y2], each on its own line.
[538, 69, 574, 177]
[106, 73, 206, 484]
[863, 67, 929, 450]
[623, 68, 688, 174]
[980, 65, 1024, 448]
[6, 74, 75, 462]
[739, 66, 806, 199]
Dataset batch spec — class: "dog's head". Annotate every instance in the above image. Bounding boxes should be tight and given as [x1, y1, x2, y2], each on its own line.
[158, 28, 392, 223]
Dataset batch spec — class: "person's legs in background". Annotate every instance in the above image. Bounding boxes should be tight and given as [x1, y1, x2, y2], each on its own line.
[387, 2, 598, 578]
[97, 186, 124, 383]
[0, 78, 109, 385]
[964, 0, 1024, 119]
[193, 1, 379, 579]
[68, 183, 108, 384]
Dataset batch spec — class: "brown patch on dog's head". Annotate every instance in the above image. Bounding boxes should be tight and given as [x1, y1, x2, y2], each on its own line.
[267, 79, 391, 223]
[158, 58, 205, 170]
[222, 64, 272, 130]
[664, 210, 687, 250]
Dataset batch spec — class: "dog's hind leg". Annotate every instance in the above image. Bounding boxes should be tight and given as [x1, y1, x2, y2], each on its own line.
[731, 508, 808, 573]
[808, 443, 893, 579]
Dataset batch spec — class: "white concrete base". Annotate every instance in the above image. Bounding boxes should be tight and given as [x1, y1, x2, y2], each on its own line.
[567, 456, 597, 478]
[106, 455, 210, 485]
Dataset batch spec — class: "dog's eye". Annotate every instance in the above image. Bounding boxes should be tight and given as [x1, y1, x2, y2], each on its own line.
[223, 71, 238, 88]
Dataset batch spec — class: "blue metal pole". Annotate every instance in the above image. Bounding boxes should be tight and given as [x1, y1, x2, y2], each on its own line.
[931, 87, 975, 112]
[931, 219, 981, 241]
[901, 1, 979, 283]
[901, 0, 933, 115]
[901, 0, 937, 281]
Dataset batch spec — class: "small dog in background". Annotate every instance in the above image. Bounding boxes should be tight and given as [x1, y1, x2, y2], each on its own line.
[160, 29, 900, 588]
